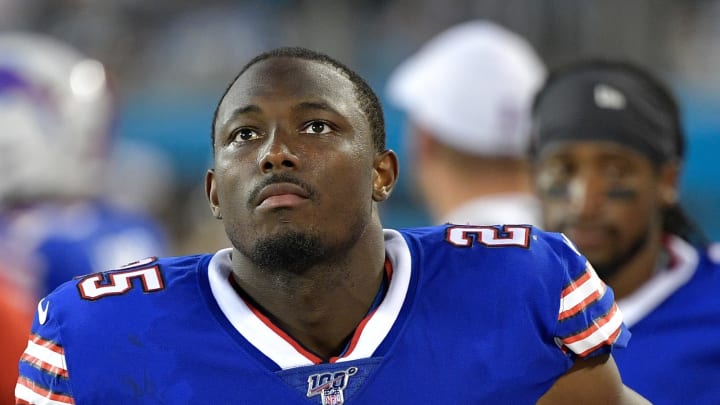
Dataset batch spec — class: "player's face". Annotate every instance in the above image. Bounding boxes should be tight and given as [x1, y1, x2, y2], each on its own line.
[207, 57, 383, 270]
[534, 141, 670, 274]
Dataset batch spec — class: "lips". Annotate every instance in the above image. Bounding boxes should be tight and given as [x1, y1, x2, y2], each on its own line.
[255, 182, 311, 209]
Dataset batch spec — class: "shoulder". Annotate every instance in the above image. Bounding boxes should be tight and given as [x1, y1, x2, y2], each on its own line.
[390, 225, 627, 359]
[395, 224, 584, 268]
[391, 224, 590, 295]
[41, 254, 210, 321]
[18, 253, 213, 400]
[28, 253, 212, 353]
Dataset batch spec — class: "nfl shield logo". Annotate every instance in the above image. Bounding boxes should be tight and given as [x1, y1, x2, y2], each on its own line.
[321, 387, 344, 405]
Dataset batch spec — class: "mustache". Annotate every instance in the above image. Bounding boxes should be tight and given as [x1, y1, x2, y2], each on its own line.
[247, 173, 317, 207]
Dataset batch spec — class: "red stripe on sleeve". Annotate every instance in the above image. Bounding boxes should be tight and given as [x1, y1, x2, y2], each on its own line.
[558, 290, 602, 321]
[16, 376, 74, 404]
[576, 325, 623, 358]
[30, 335, 64, 355]
[561, 271, 591, 298]
[562, 303, 619, 345]
[20, 352, 69, 378]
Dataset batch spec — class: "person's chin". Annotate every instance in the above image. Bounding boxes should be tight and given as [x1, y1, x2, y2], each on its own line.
[573, 240, 620, 272]
[251, 230, 324, 273]
[257, 224, 309, 242]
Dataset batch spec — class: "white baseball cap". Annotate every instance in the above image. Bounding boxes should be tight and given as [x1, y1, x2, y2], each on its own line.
[386, 20, 546, 157]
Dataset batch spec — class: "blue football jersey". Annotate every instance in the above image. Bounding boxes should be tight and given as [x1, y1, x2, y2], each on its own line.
[0, 201, 169, 298]
[16, 225, 629, 404]
[613, 235, 720, 405]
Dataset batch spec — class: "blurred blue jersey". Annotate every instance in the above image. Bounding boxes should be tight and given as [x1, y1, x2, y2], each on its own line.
[0, 200, 168, 298]
[613, 235, 720, 405]
[17, 225, 628, 404]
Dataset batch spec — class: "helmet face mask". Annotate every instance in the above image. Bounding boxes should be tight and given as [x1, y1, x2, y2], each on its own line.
[0, 33, 113, 206]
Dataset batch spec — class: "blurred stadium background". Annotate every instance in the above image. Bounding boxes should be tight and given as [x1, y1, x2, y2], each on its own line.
[3, 0, 719, 253]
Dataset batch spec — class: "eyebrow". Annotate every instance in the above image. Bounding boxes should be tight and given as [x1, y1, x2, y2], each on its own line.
[225, 101, 341, 122]
[291, 101, 341, 116]
[225, 105, 262, 122]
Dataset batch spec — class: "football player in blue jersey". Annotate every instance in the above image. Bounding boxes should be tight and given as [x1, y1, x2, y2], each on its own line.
[531, 60, 720, 404]
[17, 47, 648, 404]
[0, 32, 170, 301]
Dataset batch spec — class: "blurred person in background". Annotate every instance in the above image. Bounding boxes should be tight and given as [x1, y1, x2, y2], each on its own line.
[531, 60, 720, 404]
[0, 32, 170, 300]
[386, 20, 546, 226]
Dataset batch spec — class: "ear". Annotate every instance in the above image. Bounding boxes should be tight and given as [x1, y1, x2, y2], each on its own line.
[372, 149, 399, 202]
[658, 161, 681, 206]
[205, 169, 223, 220]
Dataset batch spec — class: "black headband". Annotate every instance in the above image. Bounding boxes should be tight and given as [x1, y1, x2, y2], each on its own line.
[531, 64, 683, 165]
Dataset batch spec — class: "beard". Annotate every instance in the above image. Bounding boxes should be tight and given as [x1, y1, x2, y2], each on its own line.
[230, 210, 370, 275]
[249, 230, 327, 274]
[588, 228, 650, 281]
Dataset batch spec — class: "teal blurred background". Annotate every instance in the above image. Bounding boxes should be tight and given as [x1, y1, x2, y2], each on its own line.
[3, 0, 719, 251]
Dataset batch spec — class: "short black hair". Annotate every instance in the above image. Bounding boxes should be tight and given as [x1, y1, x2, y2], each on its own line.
[211, 47, 386, 153]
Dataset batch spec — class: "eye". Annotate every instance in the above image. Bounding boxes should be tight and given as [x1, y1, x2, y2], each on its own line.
[231, 128, 261, 143]
[300, 120, 333, 135]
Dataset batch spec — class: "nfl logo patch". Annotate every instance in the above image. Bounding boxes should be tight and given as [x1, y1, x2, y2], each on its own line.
[321, 387, 344, 405]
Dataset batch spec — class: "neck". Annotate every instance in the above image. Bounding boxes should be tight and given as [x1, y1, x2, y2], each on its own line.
[229, 221, 387, 360]
[605, 229, 664, 300]
[418, 157, 534, 223]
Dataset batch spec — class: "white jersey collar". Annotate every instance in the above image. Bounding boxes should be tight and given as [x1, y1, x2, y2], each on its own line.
[616, 235, 699, 328]
[206, 229, 413, 369]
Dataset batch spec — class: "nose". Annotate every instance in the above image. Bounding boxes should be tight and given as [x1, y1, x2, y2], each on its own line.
[257, 129, 301, 173]
[566, 175, 605, 219]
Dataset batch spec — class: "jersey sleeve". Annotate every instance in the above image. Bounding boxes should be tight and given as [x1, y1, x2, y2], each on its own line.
[15, 295, 74, 404]
[553, 233, 631, 359]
